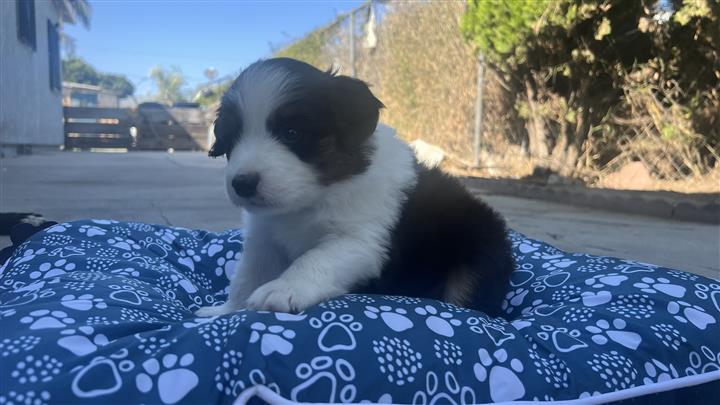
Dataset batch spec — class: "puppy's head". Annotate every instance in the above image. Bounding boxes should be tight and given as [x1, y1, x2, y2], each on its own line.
[210, 58, 383, 215]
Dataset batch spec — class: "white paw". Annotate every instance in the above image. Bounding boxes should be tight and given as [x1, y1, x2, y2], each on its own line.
[195, 303, 239, 317]
[247, 279, 331, 313]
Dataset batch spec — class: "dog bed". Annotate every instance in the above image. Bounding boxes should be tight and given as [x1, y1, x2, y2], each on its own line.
[0, 219, 718, 404]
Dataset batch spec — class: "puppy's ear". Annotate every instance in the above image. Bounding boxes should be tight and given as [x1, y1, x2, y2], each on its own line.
[209, 102, 241, 158]
[328, 76, 384, 149]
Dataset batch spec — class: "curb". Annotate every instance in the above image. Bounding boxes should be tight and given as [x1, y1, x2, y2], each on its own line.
[462, 177, 720, 224]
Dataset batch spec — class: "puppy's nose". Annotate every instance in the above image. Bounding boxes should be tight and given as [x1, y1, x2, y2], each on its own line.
[231, 173, 260, 197]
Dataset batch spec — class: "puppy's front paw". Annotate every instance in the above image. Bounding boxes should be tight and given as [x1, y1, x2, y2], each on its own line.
[246, 279, 322, 313]
[195, 303, 240, 317]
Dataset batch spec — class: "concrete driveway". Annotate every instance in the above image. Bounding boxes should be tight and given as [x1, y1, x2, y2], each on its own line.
[1, 151, 718, 278]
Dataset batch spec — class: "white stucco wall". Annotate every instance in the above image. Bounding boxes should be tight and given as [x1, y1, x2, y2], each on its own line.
[0, 1, 63, 147]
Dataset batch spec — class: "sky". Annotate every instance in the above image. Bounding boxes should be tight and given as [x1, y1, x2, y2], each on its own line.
[64, 0, 366, 98]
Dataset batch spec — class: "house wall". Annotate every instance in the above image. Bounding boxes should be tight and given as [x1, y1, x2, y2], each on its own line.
[0, 1, 63, 149]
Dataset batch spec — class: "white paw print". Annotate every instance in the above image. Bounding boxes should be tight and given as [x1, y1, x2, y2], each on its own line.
[107, 237, 141, 251]
[201, 239, 224, 257]
[434, 339, 462, 365]
[413, 370, 477, 405]
[474, 348, 525, 402]
[12, 248, 47, 266]
[382, 295, 421, 305]
[372, 336, 422, 386]
[643, 359, 679, 384]
[249, 322, 295, 355]
[502, 288, 529, 313]
[634, 277, 686, 298]
[364, 305, 413, 332]
[214, 251, 241, 278]
[344, 294, 375, 304]
[135, 333, 178, 356]
[585, 318, 641, 350]
[309, 311, 362, 351]
[686, 346, 720, 375]
[414, 305, 462, 337]
[318, 298, 349, 310]
[541, 257, 577, 271]
[29, 259, 76, 280]
[60, 294, 108, 311]
[291, 356, 356, 403]
[527, 340, 570, 389]
[667, 300, 717, 330]
[562, 306, 595, 323]
[585, 273, 628, 289]
[42, 234, 73, 246]
[607, 294, 656, 319]
[57, 326, 109, 356]
[136, 353, 199, 404]
[20, 309, 75, 330]
[10, 354, 63, 384]
[78, 225, 106, 237]
[587, 351, 638, 390]
[530, 270, 571, 292]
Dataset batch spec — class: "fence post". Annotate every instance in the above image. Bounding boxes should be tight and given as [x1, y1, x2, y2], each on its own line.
[349, 11, 356, 77]
[473, 53, 485, 168]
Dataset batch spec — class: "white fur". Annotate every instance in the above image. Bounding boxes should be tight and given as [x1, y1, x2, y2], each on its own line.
[196, 124, 417, 315]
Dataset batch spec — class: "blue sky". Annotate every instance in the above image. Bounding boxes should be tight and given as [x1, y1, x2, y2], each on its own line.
[64, 0, 366, 97]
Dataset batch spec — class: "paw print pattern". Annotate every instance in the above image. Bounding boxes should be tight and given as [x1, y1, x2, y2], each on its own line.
[414, 305, 462, 337]
[364, 305, 413, 332]
[667, 300, 717, 330]
[249, 322, 295, 356]
[60, 294, 107, 311]
[120, 308, 159, 323]
[29, 259, 76, 280]
[214, 350, 245, 396]
[0, 336, 41, 357]
[110, 267, 140, 277]
[78, 225, 107, 237]
[551, 285, 582, 302]
[527, 340, 570, 389]
[94, 247, 119, 258]
[585, 318, 641, 350]
[20, 310, 75, 330]
[503, 288, 529, 313]
[343, 294, 375, 304]
[587, 351, 638, 390]
[152, 303, 185, 321]
[585, 273, 628, 289]
[85, 315, 119, 326]
[434, 339, 462, 365]
[412, 370, 477, 405]
[686, 346, 720, 375]
[381, 295, 421, 305]
[0, 390, 51, 405]
[41, 234, 73, 246]
[135, 334, 178, 356]
[438, 302, 471, 313]
[473, 348, 525, 402]
[135, 353, 199, 405]
[107, 237, 141, 251]
[309, 311, 362, 352]
[290, 356, 356, 403]
[634, 277, 686, 298]
[562, 306, 595, 323]
[197, 315, 246, 352]
[694, 282, 720, 305]
[10, 354, 62, 384]
[57, 326, 109, 356]
[541, 257, 576, 271]
[607, 294, 655, 319]
[530, 270, 572, 293]
[372, 336, 422, 386]
[85, 258, 119, 272]
[318, 298, 349, 310]
[214, 251, 241, 278]
[643, 359, 679, 384]
[667, 270, 699, 282]
[201, 239, 224, 257]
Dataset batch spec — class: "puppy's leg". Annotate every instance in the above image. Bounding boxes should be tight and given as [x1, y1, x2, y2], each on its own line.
[196, 228, 286, 316]
[246, 238, 381, 313]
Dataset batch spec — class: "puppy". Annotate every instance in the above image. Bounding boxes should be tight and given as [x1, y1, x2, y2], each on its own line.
[196, 58, 514, 317]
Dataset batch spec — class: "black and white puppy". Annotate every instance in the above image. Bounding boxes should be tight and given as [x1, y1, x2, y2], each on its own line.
[196, 58, 514, 317]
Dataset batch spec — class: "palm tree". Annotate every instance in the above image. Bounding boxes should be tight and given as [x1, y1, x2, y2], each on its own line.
[52, 0, 92, 28]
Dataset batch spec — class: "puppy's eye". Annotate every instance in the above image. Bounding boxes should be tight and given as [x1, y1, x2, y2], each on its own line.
[285, 128, 301, 142]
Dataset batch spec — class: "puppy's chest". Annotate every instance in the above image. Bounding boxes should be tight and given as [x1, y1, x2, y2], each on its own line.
[265, 216, 329, 260]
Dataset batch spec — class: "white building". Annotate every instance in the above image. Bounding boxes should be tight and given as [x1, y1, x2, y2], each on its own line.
[0, 1, 79, 156]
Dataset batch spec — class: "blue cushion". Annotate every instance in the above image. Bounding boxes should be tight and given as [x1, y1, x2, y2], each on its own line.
[0, 220, 718, 404]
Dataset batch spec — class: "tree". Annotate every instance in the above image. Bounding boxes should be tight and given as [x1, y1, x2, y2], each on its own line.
[149, 66, 188, 104]
[462, 0, 719, 176]
[62, 57, 134, 97]
[53, 0, 92, 28]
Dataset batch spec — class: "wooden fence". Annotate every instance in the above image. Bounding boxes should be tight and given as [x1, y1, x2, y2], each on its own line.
[63, 106, 210, 151]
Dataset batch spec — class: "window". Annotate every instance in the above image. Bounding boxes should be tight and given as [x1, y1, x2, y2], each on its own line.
[16, 0, 36, 50]
[48, 21, 61, 91]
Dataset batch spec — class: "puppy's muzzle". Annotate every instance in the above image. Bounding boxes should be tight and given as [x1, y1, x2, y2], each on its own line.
[232, 173, 260, 198]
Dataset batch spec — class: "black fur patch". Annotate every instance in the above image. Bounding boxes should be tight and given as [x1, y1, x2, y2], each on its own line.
[354, 165, 515, 317]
